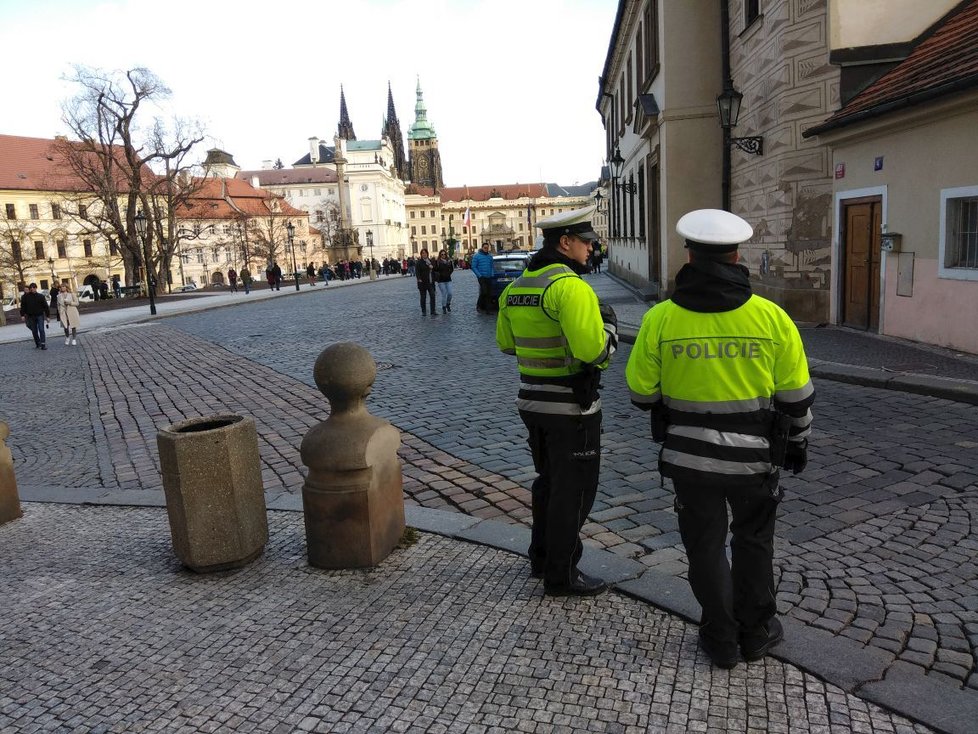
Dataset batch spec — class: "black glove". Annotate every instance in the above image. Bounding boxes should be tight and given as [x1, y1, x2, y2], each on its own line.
[782, 439, 808, 474]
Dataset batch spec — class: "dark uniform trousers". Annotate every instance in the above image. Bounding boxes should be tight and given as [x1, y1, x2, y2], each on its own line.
[520, 410, 601, 585]
[673, 481, 779, 645]
[476, 277, 493, 311]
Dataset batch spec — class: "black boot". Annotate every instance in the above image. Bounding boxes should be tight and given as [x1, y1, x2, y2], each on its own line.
[544, 570, 606, 597]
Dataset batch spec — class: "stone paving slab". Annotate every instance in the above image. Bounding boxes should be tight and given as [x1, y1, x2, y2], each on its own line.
[0, 503, 933, 733]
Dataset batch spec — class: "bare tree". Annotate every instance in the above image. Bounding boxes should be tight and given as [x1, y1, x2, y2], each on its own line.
[55, 66, 205, 293]
[248, 215, 291, 270]
[0, 220, 31, 299]
[147, 118, 206, 292]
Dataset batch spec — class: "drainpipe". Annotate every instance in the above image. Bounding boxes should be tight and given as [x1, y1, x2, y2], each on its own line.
[720, 0, 733, 212]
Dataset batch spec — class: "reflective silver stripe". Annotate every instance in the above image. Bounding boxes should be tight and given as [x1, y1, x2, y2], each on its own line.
[520, 382, 575, 394]
[515, 335, 567, 349]
[517, 397, 601, 416]
[629, 389, 661, 405]
[662, 449, 771, 475]
[668, 425, 771, 449]
[664, 395, 772, 414]
[517, 356, 573, 368]
[775, 381, 814, 404]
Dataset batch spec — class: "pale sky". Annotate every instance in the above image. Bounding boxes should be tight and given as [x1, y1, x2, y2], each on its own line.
[0, 0, 614, 187]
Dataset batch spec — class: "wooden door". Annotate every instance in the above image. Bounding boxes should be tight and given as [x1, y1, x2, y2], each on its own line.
[842, 198, 882, 331]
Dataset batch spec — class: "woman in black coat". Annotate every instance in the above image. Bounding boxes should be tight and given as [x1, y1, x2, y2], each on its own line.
[415, 249, 437, 316]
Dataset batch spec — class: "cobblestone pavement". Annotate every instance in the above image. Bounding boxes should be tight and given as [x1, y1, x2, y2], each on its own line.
[0, 503, 931, 734]
[1, 273, 977, 729]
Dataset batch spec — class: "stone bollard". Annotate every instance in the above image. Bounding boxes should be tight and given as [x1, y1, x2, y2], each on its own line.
[0, 421, 23, 526]
[157, 414, 268, 572]
[301, 342, 405, 569]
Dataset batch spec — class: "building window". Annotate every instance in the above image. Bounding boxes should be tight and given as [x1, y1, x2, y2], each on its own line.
[79, 204, 87, 218]
[11, 240, 21, 259]
[29, 204, 39, 219]
[5, 203, 15, 219]
[316, 211, 324, 222]
[57, 240, 67, 258]
[212, 250, 220, 263]
[940, 186, 978, 280]
[745, 0, 760, 26]
[35, 241, 45, 259]
[83, 239, 93, 257]
[637, 165, 646, 238]
[430, 209, 435, 218]
[636, 23, 644, 87]
[410, 211, 416, 219]
[644, 1, 659, 80]
[411, 226, 417, 235]
[196, 251, 204, 264]
[626, 53, 633, 122]
[314, 189, 321, 196]
[420, 210, 425, 218]
[421, 226, 427, 235]
[51, 203, 61, 220]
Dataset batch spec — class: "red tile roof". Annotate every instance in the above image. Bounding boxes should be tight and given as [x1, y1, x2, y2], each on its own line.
[807, 0, 978, 135]
[0, 133, 150, 192]
[237, 168, 337, 186]
[177, 177, 306, 220]
[406, 183, 549, 202]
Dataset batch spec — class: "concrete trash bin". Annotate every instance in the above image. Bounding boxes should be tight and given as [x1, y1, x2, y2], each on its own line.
[157, 414, 268, 572]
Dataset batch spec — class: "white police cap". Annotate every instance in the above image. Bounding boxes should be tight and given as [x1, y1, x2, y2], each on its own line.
[536, 205, 599, 242]
[676, 209, 753, 251]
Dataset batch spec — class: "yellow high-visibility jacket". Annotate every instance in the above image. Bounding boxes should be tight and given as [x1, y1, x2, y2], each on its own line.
[497, 262, 614, 415]
[625, 294, 814, 487]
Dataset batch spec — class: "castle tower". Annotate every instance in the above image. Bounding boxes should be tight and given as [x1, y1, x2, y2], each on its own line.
[338, 85, 357, 141]
[407, 77, 444, 189]
[382, 81, 407, 181]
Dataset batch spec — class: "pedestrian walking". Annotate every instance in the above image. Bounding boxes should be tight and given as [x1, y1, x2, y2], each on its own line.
[625, 209, 814, 669]
[49, 281, 60, 318]
[470, 242, 495, 313]
[496, 206, 618, 596]
[112, 275, 121, 299]
[56, 283, 81, 345]
[434, 249, 454, 313]
[19, 283, 51, 350]
[415, 248, 437, 316]
[272, 262, 283, 290]
[307, 262, 317, 287]
[239, 266, 252, 294]
[227, 268, 238, 293]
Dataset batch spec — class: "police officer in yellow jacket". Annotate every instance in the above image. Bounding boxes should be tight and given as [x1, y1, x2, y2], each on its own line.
[625, 209, 814, 668]
[497, 206, 618, 596]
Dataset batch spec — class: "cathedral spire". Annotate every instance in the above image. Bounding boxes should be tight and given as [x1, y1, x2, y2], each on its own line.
[407, 76, 443, 190]
[338, 85, 356, 141]
[382, 81, 407, 180]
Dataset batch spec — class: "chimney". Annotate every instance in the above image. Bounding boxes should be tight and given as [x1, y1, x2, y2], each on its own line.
[309, 136, 320, 165]
[252, 176, 260, 188]
[262, 159, 273, 170]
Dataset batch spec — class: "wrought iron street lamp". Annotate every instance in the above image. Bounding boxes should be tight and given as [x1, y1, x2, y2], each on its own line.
[48, 257, 56, 283]
[134, 210, 156, 315]
[286, 221, 299, 291]
[610, 148, 636, 195]
[716, 87, 764, 155]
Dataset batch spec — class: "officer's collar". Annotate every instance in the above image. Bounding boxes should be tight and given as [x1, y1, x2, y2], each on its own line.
[527, 248, 588, 275]
[671, 260, 752, 313]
